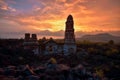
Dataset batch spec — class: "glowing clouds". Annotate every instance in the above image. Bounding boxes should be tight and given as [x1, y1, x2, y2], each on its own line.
[0, 0, 120, 38]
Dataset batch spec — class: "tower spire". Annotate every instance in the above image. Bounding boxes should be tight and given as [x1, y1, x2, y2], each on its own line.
[64, 15, 76, 54]
[67, 14, 73, 21]
[65, 15, 75, 44]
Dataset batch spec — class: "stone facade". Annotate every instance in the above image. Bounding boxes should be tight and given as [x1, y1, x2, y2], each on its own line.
[64, 15, 76, 54]
[44, 38, 58, 54]
[23, 33, 39, 54]
[23, 15, 76, 55]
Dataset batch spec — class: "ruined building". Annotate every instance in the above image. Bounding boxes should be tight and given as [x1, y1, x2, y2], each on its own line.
[64, 15, 76, 54]
[23, 15, 76, 55]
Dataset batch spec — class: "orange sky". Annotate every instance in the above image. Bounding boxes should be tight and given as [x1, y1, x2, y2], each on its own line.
[0, 0, 120, 38]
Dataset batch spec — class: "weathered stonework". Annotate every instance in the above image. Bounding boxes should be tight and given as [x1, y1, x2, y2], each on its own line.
[64, 15, 76, 54]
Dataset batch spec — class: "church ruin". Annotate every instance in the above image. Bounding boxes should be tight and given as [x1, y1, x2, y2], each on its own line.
[64, 15, 76, 54]
[23, 15, 77, 54]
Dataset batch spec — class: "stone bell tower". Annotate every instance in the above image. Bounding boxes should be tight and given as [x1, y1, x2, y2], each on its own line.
[64, 15, 76, 54]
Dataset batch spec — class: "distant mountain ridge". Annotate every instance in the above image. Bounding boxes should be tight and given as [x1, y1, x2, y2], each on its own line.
[78, 33, 120, 43]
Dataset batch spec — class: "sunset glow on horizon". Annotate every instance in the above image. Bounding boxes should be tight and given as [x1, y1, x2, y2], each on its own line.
[0, 0, 120, 38]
